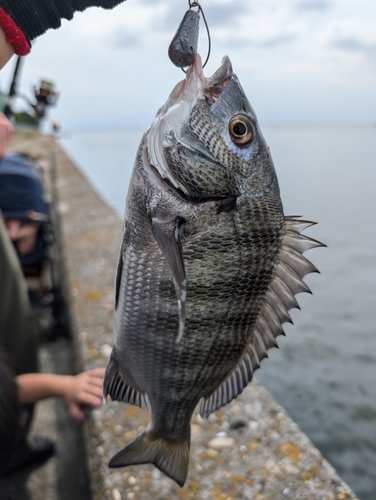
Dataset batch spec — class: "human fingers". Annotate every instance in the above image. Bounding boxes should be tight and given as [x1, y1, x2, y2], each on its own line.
[69, 402, 85, 421]
[87, 376, 104, 389]
[85, 385, 103, 399]
[77, 390, 102, 407]
[86, 368, 106, 378]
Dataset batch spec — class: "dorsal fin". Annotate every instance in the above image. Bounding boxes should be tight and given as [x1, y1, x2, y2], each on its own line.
[199, 216, 325, 418]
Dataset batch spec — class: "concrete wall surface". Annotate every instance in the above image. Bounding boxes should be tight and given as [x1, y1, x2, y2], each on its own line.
[10, 132, 359, 500]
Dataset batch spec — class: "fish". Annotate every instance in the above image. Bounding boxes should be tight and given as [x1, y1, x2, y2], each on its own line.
[103, 54, 324, 487]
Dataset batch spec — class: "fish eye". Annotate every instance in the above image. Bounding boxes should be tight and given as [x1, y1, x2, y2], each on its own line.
[229, 114, 254, 146]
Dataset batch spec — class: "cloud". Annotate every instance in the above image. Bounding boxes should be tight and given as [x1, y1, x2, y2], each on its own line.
[295, 0, 331, 11]
[195, 2, 251, 28]
[256, 34, 297, 48]
[331, 36, 376, 63]
[332, 36, 370, 52]
[111, 0, 251, 50]
[113, 31, 143, 48]
[148, 0, 251, 35]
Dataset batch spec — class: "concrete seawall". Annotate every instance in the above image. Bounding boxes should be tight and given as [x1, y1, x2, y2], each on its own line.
[10, 132, 358, 500]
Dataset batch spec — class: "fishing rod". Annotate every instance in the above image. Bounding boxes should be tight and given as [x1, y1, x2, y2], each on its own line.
[3, 56, 23, 119]
[2, 55, 59, 126]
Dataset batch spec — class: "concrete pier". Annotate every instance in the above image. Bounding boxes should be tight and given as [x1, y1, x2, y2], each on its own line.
[7, 131, 358, 500]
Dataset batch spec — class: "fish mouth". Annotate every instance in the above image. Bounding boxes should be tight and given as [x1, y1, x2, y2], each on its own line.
[146, 56, 234, 197]
[188, 54, 234, 102]
[153, 55, 234, 121]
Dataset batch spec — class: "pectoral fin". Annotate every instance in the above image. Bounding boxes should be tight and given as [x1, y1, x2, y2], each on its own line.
[152, 217, 186, 343]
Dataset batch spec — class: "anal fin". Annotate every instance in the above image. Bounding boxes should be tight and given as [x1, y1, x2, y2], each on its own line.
[200, 345, 256, 418]
[103, 349, 150, 410]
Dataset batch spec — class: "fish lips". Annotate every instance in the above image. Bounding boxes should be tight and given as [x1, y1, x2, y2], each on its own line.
[155, 55, 234, 117]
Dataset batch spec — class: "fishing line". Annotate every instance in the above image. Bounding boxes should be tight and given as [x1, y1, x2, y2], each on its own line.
[185, 1, 211, 71]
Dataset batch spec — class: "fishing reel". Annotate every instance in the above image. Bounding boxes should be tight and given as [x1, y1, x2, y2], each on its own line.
[33, 79, 59, 119]
[2, 57, 59, 129]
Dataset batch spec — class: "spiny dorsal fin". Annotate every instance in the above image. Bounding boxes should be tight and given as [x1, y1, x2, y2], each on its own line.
[103, 349, 150, 410]
[199, 216, 324, 418]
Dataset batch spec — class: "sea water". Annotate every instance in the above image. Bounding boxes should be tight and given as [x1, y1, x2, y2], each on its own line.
[60, 125, 376, 500]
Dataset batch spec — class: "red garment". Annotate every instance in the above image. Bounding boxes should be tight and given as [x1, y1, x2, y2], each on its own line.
[0, 0, 126, 56]
[0, 8, 29, 55]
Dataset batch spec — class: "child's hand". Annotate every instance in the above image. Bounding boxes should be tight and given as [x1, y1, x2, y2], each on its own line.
[64, 368, 105, 420]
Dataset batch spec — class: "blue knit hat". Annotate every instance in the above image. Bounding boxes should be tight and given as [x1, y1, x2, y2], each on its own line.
[0, 153, 47, 220]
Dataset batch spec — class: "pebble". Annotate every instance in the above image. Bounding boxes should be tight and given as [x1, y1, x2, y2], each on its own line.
[208, 437, 235, 449]
[205, 448, 219, 458]
[230, 419, 247, 430]
[222, 421, 230, 430]
[283, 488, 290, 496]
[128, 476, 137, 486]
[100, 343, 113, 358]
[249, 420, 259, 431]
[57, 201, 69, 214]
[284, 464, 300, 475]
[112, 489, 121, 500]
[216, 431, 227, 438]
[152, 469, 161, 479]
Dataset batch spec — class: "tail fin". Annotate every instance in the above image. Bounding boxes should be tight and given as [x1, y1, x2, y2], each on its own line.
[108, 430, 190, 487]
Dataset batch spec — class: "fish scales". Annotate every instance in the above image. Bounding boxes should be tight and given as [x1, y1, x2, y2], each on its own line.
[104, 55, 324, 487]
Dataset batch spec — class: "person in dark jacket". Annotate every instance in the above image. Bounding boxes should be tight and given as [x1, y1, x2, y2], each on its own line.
[0, 0, 128, 475]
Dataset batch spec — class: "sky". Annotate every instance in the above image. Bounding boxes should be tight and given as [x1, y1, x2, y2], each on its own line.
[0, 0, 375, 131]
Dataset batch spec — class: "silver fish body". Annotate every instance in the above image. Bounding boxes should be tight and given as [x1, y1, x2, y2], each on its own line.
[104, 56, 324, 486]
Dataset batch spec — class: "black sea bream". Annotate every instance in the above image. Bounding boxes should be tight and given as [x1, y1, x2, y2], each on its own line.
[104, 55, 324, 486]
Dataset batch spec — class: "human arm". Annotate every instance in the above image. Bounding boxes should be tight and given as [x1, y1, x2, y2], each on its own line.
[16, 368, 105, 420]
[0, 0, 126, 59]
[0, 111, 13, 158]
[0, 26, 13, 69]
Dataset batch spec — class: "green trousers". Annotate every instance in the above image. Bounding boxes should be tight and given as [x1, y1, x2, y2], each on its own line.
[0, 216, 38, 375]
